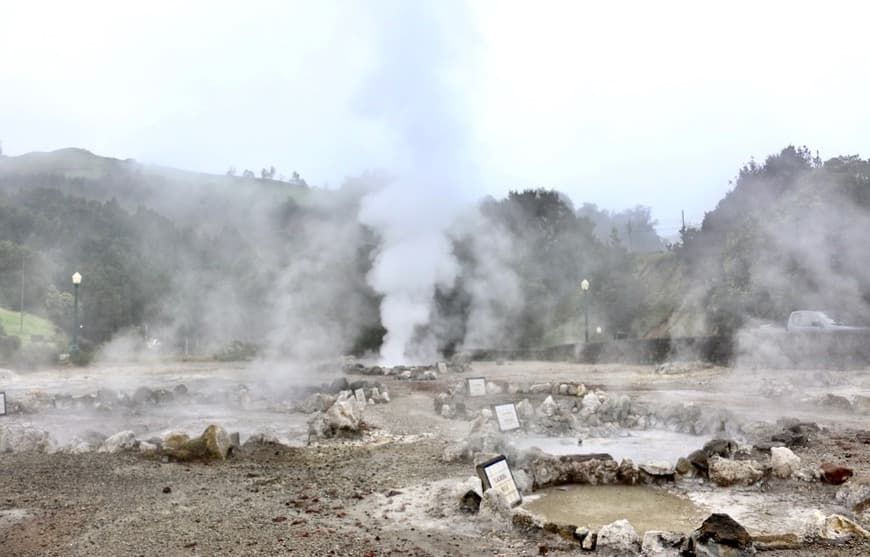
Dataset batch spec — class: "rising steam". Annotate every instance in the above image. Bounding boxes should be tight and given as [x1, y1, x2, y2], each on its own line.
[355, 1, 480, 364]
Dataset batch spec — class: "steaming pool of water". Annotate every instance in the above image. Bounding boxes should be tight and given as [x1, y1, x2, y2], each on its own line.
[524, 485, 703, 533]
[510, 430, 709, 464]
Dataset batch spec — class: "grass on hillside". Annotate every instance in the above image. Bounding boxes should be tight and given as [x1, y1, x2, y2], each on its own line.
[0, 307, 59, 341]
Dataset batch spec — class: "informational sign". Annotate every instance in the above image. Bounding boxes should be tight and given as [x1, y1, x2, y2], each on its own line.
[476, 455, 522, 507]
[466, 377, 487, 397]
[0, 392, 6, 416]
[353, 388, 367, 406]
[493, 402, 521, 432]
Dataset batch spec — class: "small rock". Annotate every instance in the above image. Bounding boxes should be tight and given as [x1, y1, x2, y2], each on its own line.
[459, 490, 482, 514]
[162, 486, 172, 494]
[513, 469, 532, 494]
[596, 519, 640, 556]
[703, 438, 737, 459]
[581, 531, 597, 550]
[98, 431, 137, 453]
[516, 399, 535, 418]
[835, 474, 870, 512]
[770, 447, 801, 479]
[675, 457, 692, 476]
[641, 530, 687, 557]
[537, 396, 558, 417]
[820, 463, 854, 485]
[691, 513, 754, 556]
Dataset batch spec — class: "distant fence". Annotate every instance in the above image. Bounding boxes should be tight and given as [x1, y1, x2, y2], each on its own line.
[470, 331, 870, 368]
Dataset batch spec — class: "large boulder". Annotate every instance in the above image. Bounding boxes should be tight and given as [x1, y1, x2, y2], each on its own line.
[690, 513, 755, 556]
[596, 519, 641, 556]
[770, 446, 800, 479]
[708, 456, 764, 487]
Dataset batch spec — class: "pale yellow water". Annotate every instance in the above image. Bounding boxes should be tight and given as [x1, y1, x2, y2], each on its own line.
[523, 485, 703, 533]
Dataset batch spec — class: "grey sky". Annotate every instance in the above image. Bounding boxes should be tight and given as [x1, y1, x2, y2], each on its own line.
[2, 0, 869, 234]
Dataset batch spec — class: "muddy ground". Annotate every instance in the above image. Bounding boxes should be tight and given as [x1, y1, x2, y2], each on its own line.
[1, 360, 869, 556]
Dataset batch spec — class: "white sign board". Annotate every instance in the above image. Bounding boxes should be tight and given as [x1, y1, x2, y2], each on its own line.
[353, 388, 367, 406]
[477, 455, 522, 507]
[0, 392, 5, 416]
[493, 402, 521, 432]
[466, 377, 487, 397]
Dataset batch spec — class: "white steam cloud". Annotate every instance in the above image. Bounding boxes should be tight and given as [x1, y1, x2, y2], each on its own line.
[355, 1, 481, 364]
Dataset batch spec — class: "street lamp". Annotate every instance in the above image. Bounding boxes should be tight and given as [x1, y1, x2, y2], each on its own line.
[580, 279, 590, 343]
[71, 272, 82, 356]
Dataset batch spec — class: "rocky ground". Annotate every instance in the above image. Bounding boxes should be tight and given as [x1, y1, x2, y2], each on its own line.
[1, 361, 869, 556]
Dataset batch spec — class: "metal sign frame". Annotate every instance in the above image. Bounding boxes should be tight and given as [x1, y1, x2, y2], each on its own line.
[493, 402, 521, 432]
[476, 454, 522, 507]
[466, 377, 487, 397]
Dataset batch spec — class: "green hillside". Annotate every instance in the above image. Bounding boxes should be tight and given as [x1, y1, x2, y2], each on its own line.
[0, 306, 58, 342]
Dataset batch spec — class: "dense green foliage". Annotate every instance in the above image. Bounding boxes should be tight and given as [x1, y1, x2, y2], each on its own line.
[670, 146, 870, 334]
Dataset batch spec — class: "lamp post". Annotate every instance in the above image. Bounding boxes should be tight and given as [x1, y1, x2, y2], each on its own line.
[580, 279, 590, 343]
[71, 272, 82, 356]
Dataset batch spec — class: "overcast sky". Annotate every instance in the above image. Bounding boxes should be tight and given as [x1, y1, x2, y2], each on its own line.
[2, 0, 869, 235]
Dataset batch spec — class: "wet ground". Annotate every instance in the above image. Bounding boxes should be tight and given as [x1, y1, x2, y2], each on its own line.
[0, 359, 868, 555]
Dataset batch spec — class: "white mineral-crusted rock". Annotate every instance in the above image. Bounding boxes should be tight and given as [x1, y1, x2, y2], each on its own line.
[708, 455, 764, 487]
[802, 510, 870, 540]
[478, 489, 512, 525]
[512, 469, 532, 494]
[580, 392, 601, 415]
[537, 395, 558, 417]
[98, 430, 138, 453]
[0, 425, 58, 454]
[596, 519, 641, 556]
[770, 446, 801, 479]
